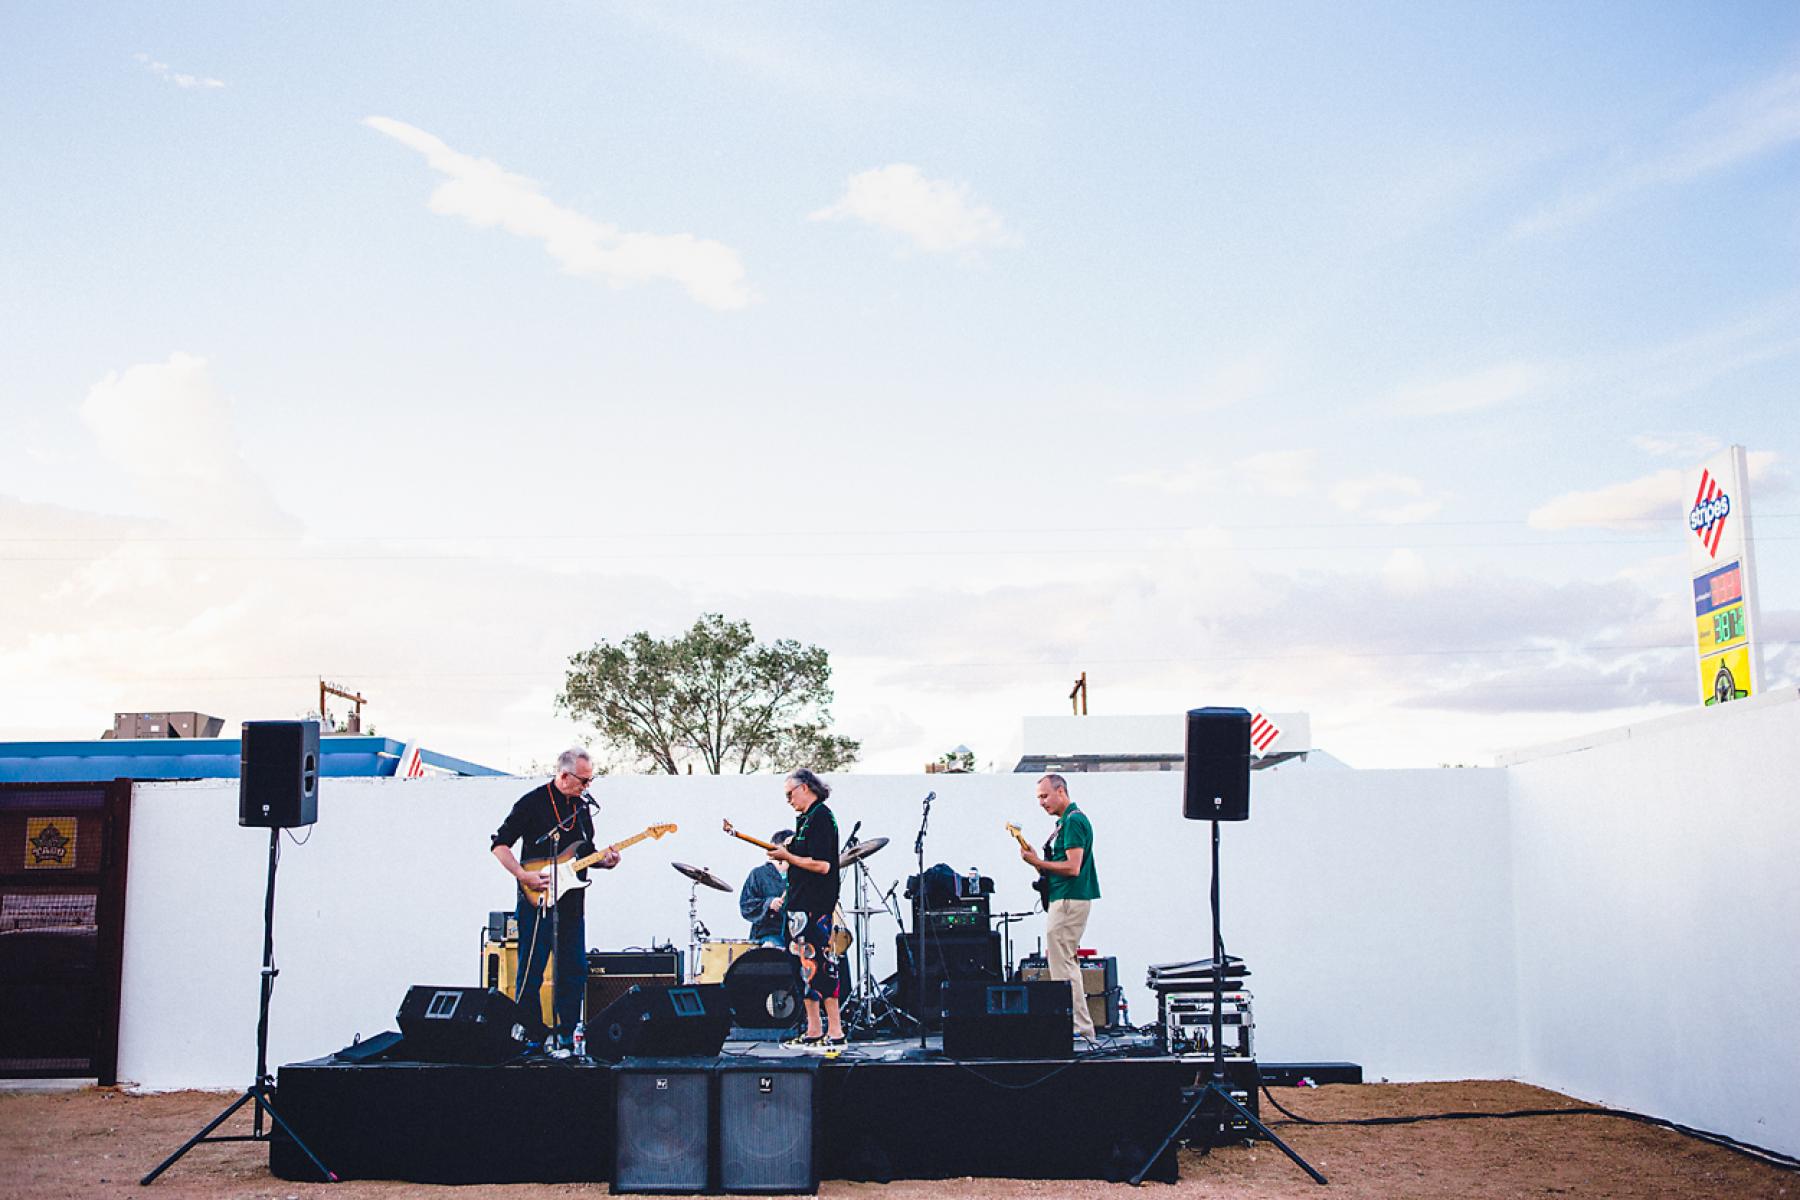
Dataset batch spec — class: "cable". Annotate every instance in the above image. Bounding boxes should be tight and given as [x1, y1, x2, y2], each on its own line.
[1257, 1085, 1800, 1173]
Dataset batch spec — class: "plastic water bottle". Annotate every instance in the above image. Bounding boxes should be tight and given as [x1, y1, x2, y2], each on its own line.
[966, 867, 980, 896]
[572, 1021, 586, 1060]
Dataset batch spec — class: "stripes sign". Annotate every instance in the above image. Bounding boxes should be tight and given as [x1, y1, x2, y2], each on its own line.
[1249, 712, 1281, 752]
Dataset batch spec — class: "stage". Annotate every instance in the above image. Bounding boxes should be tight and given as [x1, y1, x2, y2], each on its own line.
[268, 1035, 1261, 1186]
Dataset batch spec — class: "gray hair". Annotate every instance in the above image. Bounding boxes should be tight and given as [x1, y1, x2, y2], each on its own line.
[555, 748, 593, 777]
[1039, 773, 1069, 795]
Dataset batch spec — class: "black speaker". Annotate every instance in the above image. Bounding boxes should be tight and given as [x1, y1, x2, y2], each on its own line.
[1182, 707, 1250, 821]
[614, 1065, 712, 1193]
[238, 719, 320, 828]
[394, 986, 528, 1064]
[723, 947, 804, 1035]
[718, 1061, 818, 1193]
[592, 983, 731, 1062]
[940, 980, 1073, 1060]
[895, 931, 1002, 1029]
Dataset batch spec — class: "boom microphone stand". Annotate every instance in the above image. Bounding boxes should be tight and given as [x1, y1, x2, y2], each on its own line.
[141, 828, 336, 1185]
[913, 790, 934, 1052]
[1130, 819, 1324, 1187]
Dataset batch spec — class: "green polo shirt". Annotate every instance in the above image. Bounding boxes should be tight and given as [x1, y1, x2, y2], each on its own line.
[1046, 802, 1099, 902]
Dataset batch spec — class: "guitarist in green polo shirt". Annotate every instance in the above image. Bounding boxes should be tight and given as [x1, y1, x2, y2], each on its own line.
[1018, 773, 1101, 1042]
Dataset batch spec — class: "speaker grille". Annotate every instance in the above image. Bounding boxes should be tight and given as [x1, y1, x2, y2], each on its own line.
[719, 1067, 816, 1193]
[614, 1069, 711, 1193]
[1182, 707, 1251, 822]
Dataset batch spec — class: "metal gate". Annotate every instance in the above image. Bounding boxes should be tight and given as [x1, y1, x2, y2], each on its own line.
[0, 780, 131, 1083]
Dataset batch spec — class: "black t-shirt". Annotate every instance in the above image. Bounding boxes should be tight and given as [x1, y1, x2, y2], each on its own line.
[491, 783, 596, 902]
[783, 800, 840, 918]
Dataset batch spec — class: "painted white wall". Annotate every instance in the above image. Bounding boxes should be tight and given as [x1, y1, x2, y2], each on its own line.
[117, 766, 1513, 1090]
[1505, 688, 1800, 1159]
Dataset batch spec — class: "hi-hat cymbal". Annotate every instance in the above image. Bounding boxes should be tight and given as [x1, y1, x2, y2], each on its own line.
[839, 836, 889, 867]
[672, 861, 731, 892]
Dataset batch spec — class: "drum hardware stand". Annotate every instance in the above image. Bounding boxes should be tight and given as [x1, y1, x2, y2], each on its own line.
[1129, 820, 1324, 1187]
[142, 828, 336, 1185]
[685, 880, 703, 983]
[841, 853, 916, 1035]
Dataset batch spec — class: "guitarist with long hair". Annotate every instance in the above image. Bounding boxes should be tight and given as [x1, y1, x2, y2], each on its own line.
[490, 748, 619, 1054]
[763, 769, 846, 1054]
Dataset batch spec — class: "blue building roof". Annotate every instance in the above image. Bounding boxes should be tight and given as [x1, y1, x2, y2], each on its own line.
[0, 736, 505, 783]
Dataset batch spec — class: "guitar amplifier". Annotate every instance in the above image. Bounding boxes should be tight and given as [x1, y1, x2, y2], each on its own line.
[479, 930, 555, 1028]
[1017, 956, 1119, 1032]
[587, 949, 683, 1017]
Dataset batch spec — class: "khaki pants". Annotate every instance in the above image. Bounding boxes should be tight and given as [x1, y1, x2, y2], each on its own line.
[1046, 898, 1094, 1038]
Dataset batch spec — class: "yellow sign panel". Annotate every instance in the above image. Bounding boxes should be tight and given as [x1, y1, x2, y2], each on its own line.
[24, 817, 78, 870]
[1694, 600, 1748, 656]
[1700, 644, 1752, 706]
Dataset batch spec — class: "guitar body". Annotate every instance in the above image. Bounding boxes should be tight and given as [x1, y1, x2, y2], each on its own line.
[519, 823, 678, 908]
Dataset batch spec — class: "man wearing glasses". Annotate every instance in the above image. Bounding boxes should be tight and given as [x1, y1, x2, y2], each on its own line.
[492, 748, 619, 1054]
[763, 768, 845, 1053]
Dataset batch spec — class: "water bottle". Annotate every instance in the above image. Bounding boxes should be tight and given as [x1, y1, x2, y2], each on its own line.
[965, 867, 980, 897]
[572, 1021, 586, 1060]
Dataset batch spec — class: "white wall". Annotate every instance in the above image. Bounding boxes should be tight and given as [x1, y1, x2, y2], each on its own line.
[1505, 688, 1800, 1158]
[117, 766, 1514, 1090]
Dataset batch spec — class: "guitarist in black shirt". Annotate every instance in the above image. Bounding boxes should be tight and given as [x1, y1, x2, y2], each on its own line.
[764, 768, 845, 1054]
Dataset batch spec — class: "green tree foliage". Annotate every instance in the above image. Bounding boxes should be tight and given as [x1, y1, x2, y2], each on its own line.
[557, 613, 861, 775]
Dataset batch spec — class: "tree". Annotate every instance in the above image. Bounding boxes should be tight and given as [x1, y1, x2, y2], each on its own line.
[557, 613, 861, 775]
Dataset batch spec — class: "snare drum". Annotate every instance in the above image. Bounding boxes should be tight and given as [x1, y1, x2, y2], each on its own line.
[696, 938, 756, 983]
[829, 904, 853, 956]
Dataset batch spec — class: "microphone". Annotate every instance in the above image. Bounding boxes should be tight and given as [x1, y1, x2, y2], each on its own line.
[579, 791, 599, 809]
[846, 820, 862, 847]
[924, 791, 936, 803]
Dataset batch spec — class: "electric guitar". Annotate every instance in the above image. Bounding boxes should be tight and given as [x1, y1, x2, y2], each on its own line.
[721, 819, 781, 853]
[520, 823, 677, 908]
[1005, 822, 1051, 912]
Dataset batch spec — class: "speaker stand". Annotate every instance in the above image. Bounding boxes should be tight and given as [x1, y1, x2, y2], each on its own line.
[142, 828, 336, 1185]
[1129, 821, 1323, 1187]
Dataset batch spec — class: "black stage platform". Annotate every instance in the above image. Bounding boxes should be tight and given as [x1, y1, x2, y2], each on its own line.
[270, 1036, 1260, 1185]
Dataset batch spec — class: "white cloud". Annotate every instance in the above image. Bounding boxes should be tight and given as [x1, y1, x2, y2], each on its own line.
[1330, 473, 1444, 524]
[809, 164, 1015, 254]
[1514, 65, 1800, 238]
[134, 52, 224, 89]
[1387, 361, 1553, 416]
[363, 116, 752, 311]
[78, 353, 294, 535]
[1528, 452, 1780, 531]
[1631, 432, 1723, 461]
[1119, 449, 1315, 499]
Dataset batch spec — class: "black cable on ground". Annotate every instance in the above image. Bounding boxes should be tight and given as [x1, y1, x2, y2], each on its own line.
[1258, 1085, 1800, 1173]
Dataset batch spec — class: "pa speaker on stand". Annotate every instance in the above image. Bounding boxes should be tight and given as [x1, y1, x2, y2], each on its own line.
[1182, 707, 1250, 822]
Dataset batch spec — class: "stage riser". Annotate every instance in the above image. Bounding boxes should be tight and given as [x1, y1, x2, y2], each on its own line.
[270, 1054, 1257, 1185]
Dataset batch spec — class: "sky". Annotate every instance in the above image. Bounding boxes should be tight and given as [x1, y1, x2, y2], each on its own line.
[3, 3, 1797, 774]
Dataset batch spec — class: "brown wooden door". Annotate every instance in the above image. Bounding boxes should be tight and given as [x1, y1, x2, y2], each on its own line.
[0, 780, 131, 1083]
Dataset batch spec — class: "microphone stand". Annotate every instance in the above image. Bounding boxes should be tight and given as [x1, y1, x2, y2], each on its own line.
[913, 790, 934, 1052]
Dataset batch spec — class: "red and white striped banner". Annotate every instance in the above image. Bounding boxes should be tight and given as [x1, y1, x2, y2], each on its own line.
[1249, 712, 1281, 753]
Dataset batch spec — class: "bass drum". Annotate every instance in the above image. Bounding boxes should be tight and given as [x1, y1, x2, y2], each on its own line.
[829, 904, 853, 956]
[695, 938, 756, 983]
[722, 946, 804, 1030]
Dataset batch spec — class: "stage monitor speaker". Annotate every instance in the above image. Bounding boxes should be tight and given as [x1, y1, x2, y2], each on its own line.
[718, 1061, 818, 1194]
[238, 719, 320, 828]
[613, 1065, 712, 1194]
[722, 947, 804, 1035]
[592, 983, 731, 1062]
[1182, 707, 1250, 822]
[940, 980, 1073, 1060]
[395, 985, 528, 1064]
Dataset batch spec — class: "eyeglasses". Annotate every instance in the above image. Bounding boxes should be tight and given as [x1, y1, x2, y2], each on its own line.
[566, 771, 596, 787]
[784, 786, 800, 799]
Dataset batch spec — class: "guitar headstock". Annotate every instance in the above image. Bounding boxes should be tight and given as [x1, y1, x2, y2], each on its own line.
[648, 823, 677, 839]
[1004, 822, 1021, 836]
[721, 819, 736, 835]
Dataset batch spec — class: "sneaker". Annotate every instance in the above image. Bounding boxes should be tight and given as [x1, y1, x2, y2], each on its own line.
[546, 1044, 574, 1060]
[822, 1036, 847, 1059]
[781, 1034, 824, 1052]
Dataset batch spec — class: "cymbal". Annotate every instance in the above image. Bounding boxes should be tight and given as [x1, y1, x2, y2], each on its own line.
[671, 861, 731, 892]
[840, 836, 889, 867]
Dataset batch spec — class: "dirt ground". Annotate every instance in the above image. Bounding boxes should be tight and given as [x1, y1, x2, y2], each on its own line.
[0, 1079, 1792, 1200]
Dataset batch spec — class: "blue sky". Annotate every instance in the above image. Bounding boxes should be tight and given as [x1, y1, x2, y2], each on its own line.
[3, 4, 1797, 771]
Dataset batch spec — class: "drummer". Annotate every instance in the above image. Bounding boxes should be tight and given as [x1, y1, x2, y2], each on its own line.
[738, 829, 793, 947]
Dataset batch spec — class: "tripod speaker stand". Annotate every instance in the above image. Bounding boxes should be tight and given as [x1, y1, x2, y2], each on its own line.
[143, 720, 334, 1185]
[141, 826, 336, 1184]
[1130, 707, 1323, 1187]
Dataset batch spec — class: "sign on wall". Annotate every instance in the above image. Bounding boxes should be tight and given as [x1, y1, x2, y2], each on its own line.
[1685, 446, 1764, 706]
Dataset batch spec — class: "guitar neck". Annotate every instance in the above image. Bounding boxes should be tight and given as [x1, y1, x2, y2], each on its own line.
[1005, 825, 1033, 853]
[727, 829, 780, 853]
[570, 827, 656, 870]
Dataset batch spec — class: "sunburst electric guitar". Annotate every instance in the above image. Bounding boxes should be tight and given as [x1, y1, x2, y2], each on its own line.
[1005, 822, 1051, 912]
[520, 823, 677, 908]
